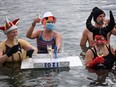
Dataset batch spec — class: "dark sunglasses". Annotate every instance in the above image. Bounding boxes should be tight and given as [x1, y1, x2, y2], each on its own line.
[46, 21, 54, 23]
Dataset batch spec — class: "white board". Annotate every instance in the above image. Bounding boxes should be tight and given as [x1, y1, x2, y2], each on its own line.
[21, 54, 83, 69]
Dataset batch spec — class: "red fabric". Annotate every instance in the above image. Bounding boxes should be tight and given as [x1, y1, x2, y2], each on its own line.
[94, 35, 106, 44]
[0, 18, 19, 31]
[0, 26, 5, 30]
[88, 56, 104, 67]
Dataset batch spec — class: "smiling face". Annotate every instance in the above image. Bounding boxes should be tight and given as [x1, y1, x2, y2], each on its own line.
[94, 35, 106, 46]
[7, 29, 18, 40]
[96, 14, 105, 25]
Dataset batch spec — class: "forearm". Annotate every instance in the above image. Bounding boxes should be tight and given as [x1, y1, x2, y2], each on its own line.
[26, 22, 36, 38]
[0, 55, 9, 64]
[80, 44, 87, 51]
[55, 33, 62, 52]
[56, 43, 61, 52]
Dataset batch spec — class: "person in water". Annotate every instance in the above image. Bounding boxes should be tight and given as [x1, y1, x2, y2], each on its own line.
[85, 35, 116, 69]
[0, 17, 37, 66]
[80, 7, 116, 55]
[26, 11, 62, 53]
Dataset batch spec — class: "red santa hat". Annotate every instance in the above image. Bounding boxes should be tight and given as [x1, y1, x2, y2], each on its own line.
[0, 17, 19, 34]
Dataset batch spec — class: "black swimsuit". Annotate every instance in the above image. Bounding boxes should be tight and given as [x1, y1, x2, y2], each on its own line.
[2, 43, 22, 68]
[90, 45, 116, 69]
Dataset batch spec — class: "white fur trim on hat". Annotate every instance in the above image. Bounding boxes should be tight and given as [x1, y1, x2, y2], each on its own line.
[4, 25, 18, 34]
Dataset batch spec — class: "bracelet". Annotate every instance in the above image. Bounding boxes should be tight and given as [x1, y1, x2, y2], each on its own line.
[32, 22, 36, 27]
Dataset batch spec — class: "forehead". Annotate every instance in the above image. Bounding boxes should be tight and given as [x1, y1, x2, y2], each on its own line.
[98, 14, 105, 17]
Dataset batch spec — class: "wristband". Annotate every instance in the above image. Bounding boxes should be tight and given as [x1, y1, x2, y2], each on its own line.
[32, 22, 36, 27]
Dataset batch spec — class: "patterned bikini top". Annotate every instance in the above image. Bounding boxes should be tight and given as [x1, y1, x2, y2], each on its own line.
[37, 31, 56, 53]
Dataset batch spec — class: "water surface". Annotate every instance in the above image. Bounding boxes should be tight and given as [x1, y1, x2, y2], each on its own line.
[0, 0, 116, 87]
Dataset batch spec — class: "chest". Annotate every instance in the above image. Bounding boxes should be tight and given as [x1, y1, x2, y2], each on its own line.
[42, 33, 55, 41]
[95, 46, 109, 57]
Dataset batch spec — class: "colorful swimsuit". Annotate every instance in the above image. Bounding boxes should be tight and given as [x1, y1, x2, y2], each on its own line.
[37, 31, 56, 53]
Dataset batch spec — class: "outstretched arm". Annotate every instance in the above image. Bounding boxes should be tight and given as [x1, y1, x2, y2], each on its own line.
[54, 32, 62, 52]
[19, 39, 37, 53]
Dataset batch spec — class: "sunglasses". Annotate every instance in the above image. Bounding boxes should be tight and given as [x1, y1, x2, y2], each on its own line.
[46, 21, 54, 23]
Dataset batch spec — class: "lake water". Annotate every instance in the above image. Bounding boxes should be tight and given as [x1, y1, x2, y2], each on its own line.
[0, 0, 116, 87]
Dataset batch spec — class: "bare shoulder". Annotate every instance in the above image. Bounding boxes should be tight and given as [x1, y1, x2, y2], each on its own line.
[86, 48, 92, 54]
[0, 41, 5, 46]
[0, 41, 6, 49]
[33, 30, 43, 38]
[82, 28, 90, 35]
[83, 28, 90, 31]
[18, 39, 29, 44]
[54, 32, 62, 41]
[18, 39, 26, 42]
[0, 41, 6, 54]
[83, 28, 89, 31]
[33, 30, 43, 35]
[54, 31, 62, 36]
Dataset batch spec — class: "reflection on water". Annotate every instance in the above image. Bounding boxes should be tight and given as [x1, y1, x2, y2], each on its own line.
[0, 0, 116, 87]
[0, 63, 116, 87]
[20, 68, 70, 87]
[86, 68, 116, 87]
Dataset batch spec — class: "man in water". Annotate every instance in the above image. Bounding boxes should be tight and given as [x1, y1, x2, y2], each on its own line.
[80, 7, 116, 56]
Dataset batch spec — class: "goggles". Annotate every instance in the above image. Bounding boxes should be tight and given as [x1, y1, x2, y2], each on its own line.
[46, 20, 54, 23]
